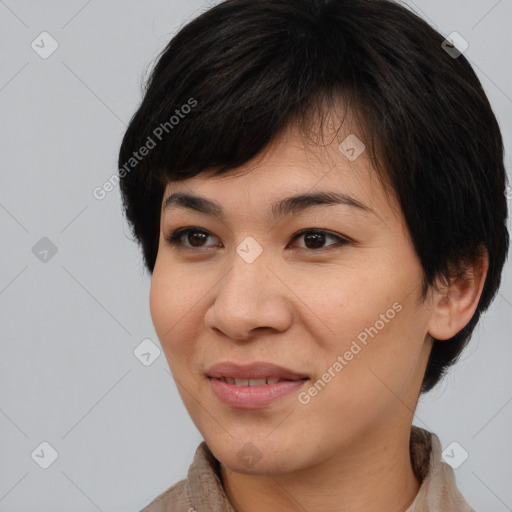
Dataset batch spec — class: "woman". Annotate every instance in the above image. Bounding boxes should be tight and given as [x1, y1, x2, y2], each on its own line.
[118, 0, 509, 510]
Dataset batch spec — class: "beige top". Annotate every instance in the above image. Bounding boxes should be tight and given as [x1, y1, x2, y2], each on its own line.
[140, 426, 475, 511]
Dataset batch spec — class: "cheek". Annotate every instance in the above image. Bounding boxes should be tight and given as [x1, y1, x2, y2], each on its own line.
[150, 253, 194, 328]
[315, 276, 389, 345]
[149, 260, 208, 371]
[315, 273, 427, 392]
[149, 266, 171, 339]
[335, 302, 427, 412]
[149, 262, 189, 351]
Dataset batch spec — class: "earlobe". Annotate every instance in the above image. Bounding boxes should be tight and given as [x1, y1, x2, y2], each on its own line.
[427, 248, 489, 341]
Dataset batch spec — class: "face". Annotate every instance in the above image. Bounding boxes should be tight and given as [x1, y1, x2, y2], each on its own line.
[150, 122, 435, 476]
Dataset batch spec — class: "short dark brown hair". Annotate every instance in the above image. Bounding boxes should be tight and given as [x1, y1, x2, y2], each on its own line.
[118, 0, 509, 393]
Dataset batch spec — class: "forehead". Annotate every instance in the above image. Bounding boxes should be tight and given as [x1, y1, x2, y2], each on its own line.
[161, 122, 397, 224]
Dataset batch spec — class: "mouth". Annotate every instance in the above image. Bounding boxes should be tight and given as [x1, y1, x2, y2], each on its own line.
[214, 376, 307, 386]
[206, 361, 310, 408]
[206, 361, 309, 382]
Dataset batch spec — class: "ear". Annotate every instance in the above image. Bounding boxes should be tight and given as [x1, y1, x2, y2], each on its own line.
[427, 247, 489, 341]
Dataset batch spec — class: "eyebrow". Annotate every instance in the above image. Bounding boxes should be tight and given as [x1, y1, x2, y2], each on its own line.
[163, 190, 372, 220]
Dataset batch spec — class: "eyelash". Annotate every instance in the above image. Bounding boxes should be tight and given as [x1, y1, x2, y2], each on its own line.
[164, 227, 351, 252]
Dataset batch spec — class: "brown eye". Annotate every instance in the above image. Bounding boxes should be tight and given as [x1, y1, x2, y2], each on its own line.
[290, 230, 350, 250]
[164, 227, 349, 252]
[303, 232, 327, 249]
[165, 228, 219, 248]
[187, 231, 208, 247]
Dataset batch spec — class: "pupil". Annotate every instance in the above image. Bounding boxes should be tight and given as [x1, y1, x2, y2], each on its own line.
[189, 231, 206, 247]
[305, 232, 325, 249]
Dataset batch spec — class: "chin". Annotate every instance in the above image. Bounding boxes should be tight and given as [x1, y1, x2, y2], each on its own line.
[206, 434, 307, 476]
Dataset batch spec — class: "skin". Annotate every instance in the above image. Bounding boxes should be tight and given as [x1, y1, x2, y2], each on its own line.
[149, 120, 488, 512]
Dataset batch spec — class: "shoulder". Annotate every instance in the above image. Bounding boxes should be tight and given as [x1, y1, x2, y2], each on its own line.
[408, 426, 476, 512]
[139, 478, 193, 512]
[138, 441, 225, 512]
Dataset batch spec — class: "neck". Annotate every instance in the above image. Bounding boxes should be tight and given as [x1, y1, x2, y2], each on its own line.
[220, 423, 421, 512]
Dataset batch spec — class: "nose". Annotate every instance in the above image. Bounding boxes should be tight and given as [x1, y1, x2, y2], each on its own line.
[204, 250, 294, 341]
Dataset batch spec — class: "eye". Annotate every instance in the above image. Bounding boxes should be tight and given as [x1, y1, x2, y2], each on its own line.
[164, 227, 350, 251]
[164, 227, 220, 249]
[289, 229, 350, 250]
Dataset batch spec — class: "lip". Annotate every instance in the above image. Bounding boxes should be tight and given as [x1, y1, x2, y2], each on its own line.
[206, 361, 308, 380]
[206, 361, 309, 409]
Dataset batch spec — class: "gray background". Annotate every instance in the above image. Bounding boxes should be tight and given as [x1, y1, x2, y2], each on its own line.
[0, 0, 511, 510]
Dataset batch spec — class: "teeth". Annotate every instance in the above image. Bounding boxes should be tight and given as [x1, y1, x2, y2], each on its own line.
[248, 378, 267, 386]
[221, 377, 285, 386]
